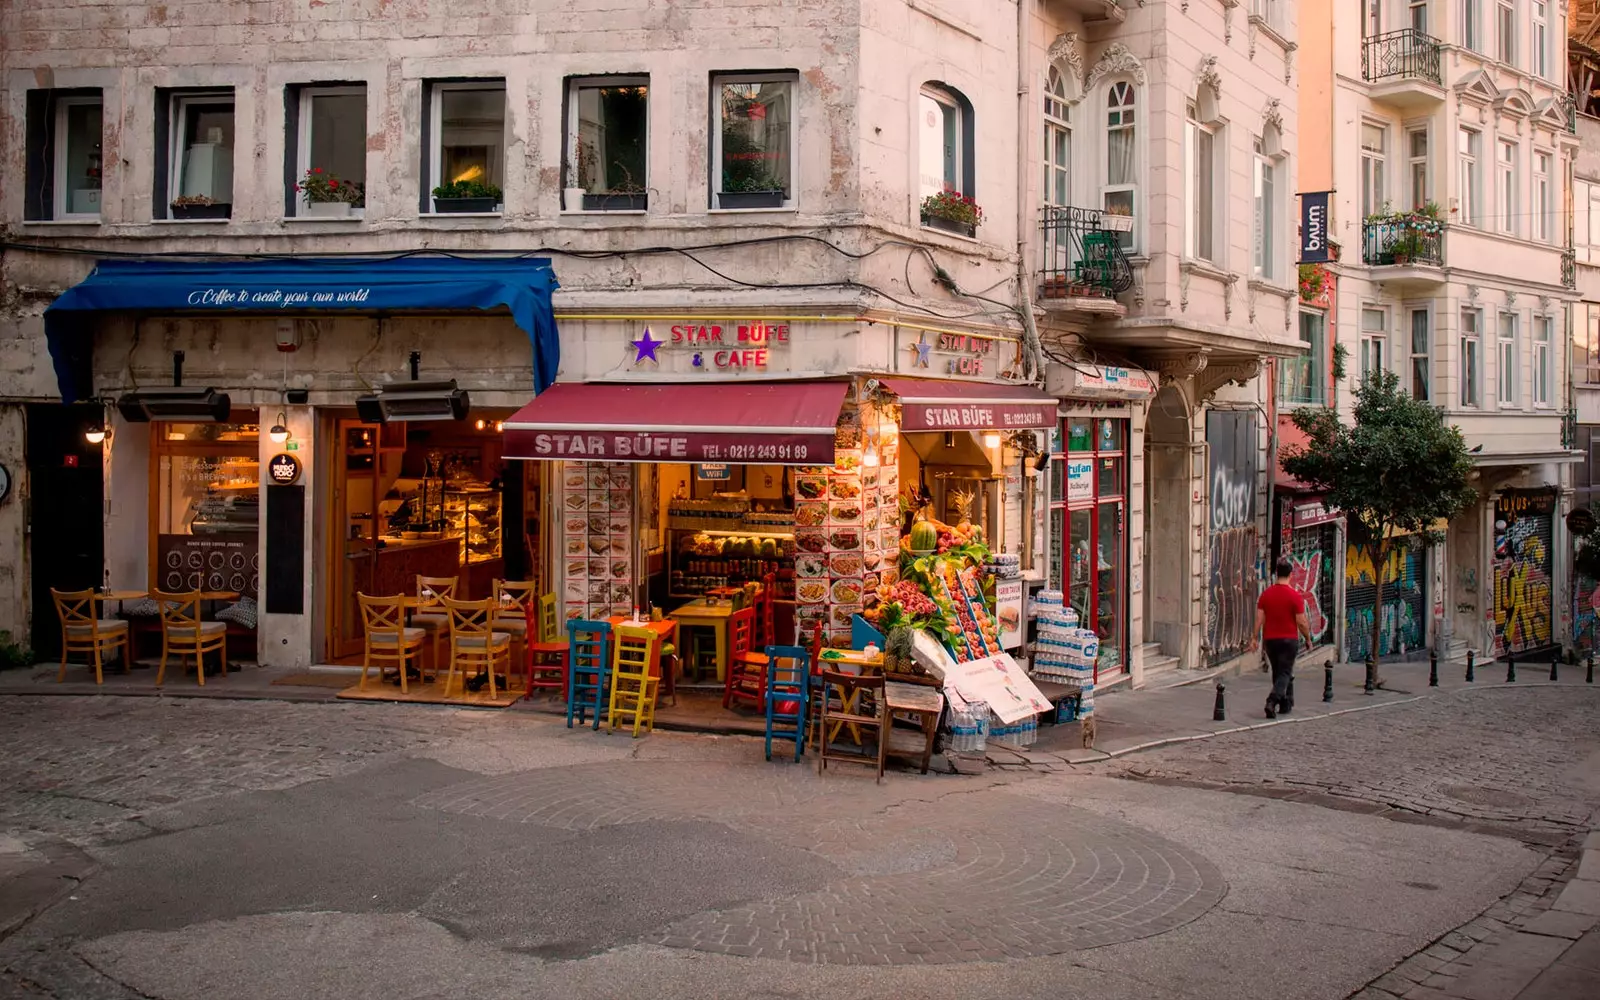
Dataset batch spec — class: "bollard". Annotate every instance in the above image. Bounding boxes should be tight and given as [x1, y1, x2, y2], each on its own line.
[1589, 653, 1595, 684]
[1429, 649, 1439, 687]
[1364, 658, 1376, 695]
[1466, 649, 1476, 683]
[1212, 683, 1226, 721]
[1550, 653, 1560, 682]
[1506, 652, 1516, 683]
[1323, 659, 1334, 702]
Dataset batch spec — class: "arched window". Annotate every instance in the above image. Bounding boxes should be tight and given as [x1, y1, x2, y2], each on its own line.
[1102, 80, 1137, 249]
[1044, 66, 1072, 207]
[919, 83, 974, 201]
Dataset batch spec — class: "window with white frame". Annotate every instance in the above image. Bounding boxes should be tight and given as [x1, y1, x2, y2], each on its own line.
[568, 76, 649, 211]
[1497, 139, 1517, 235]
[1464, 0, 1482, 51]
[1533, 150, 1552, 242]
[1580, 179, 1595, 263]
[714, 73, 795, 209]
[1251, 0, 1282, 30]
[1186, 102, 1218, 262]
[1361, 307, 1389, 379]
[1497, 0, 1515, 63]
[1461, 307, 1482, 407]
[164, 90, 234, 220]
[1533, 314, 1552, 405]
[425, 81, 505, 213]
[1254, 138, 1276, 279]
[1407, 126, 1430, 210]
[1532, 0, 1549, 78]
[919, 84, 972, 202]
[1043, 66, 1072, 208]
[1459, 127, 1482, 226]
[1361, 122, 1388, 219]
[291, 84, 366, 217]
[1497, 311, 1518, 405]
[1365, 0, 1382, 36]
[1410, 0, 1429, 32]
[1409, 307, 1431, 400]
[1281, 309, 1326, 405]
[1103, 80, 1137, 250]
[23, 90, 104, 221]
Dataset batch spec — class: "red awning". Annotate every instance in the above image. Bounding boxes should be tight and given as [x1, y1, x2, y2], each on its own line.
[502, 380, 848, 464]
[877, 377, 1058, 431]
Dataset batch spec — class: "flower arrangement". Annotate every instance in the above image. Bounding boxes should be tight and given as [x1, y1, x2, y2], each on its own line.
[296, 167, 363, 206]
[920, 187, 984, 228]
[431, 178, 503, 201]
[1298, 262, 1328, 302]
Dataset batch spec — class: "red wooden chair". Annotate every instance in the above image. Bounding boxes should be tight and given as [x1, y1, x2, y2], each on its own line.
[758, 572, 777, 647]
[722, 606, 766, 710]
[522, 592, 568, 700]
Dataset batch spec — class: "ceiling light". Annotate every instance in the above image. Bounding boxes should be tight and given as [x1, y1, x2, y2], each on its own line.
[983, 431, 1001, 448]
[84, 427, 106, 445]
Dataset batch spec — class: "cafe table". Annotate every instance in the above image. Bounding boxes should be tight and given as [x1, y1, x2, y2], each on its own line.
[93, 589, 148, 616]
[605, 615, 679, 700]
[883, 681, 945, 774]
[814, 648, 885, 746]
[668, 599, 734, 683]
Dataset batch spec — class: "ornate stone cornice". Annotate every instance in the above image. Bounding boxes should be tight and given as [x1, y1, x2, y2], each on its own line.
[1086, 42, 1147, 91]
[1153, 351, 1210, 382]
[1194, 359, 1263, 403]
[1047, 32, 1084, 94]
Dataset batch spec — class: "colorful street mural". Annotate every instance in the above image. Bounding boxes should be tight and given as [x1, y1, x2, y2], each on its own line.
[1344, 540, 1425, 660]
[1205, 411, 1261, 664]
[1287, 547, 1331, 645]
[1574, 572, 1600, 654]
[1493, 491, 1555, 656]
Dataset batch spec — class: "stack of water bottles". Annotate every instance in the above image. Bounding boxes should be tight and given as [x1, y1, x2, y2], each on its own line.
[947, 699, 990, 752]
[984, 553, 1022, 579]
[1028, 589, 1095, 720]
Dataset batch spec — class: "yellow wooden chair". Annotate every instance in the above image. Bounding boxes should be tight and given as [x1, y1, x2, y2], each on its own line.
[358, 593, 428, 695]
[51, 587, 129, 685]
[412, 575, 459, 673]
[152, 589, 227, 687]
[607, 625, 661, 737]
[440, 596, 514, 699]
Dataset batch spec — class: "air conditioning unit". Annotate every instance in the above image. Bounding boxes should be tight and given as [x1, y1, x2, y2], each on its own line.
[355, 380, 470, 423]
[115, 387, 232, 423]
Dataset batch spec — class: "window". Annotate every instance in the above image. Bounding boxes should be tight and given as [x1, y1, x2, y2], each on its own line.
[1251, 0, 1282, 29]
[163, 91, 234, 220]
[1254, 139, 1276, 279]
[1186, 103, 1217, 262]
[1497, 139, 1517, 235]
[1533, 0, 1549, 78]
[919, 85, 969, 200]
[1366, 0, 1382, 36]
[1104, 80, 1137, 250]
[1043, 66, 1072, 208]
[1050, 418, 1129, 674]
[290, 85, 366, 217]
[1281, 309, 1327, 405]
[713, 74, 794, 210]
[1497, 311, 1518, 405]
[1459, 127, 1482, 226]
[1409, 308, 1431, 399]
[568, 76, 650, 211]
[1361, 123, 1387, 219]
[1580, 304, 1600, 385]
[1361, 307, 1388, 379]
[1410, 0, 1429, 32]
[424, 81, 506, 214]
[1407, 127, 1430, 210]
[23, 89, 104, 221]
[153, 415, 261, 606]
[1461, 307, 1482, 407]
[1533, 314, 1552, 405]
[1497, 0, 1515, 64]
[1533, 151, 1552, 242]
[1464, 0, 1482, 51]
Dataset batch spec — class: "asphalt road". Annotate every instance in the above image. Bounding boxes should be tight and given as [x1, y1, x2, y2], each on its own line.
[0, 687, 1592, 1000]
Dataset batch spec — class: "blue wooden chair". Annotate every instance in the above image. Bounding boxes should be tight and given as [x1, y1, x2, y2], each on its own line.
[565, 619, 612, 730]
[763, 644, 810, 762]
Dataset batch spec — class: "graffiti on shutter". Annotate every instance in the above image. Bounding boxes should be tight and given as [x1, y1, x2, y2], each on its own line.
[1287, 523, 1337, 646]
[1345, 540, 1426, 660]
[1205, 411, 1260, 665]
[1493, 490, 1555, 656]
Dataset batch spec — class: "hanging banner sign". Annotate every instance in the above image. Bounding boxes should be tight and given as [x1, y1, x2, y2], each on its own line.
[1300, 192, 1331, 263]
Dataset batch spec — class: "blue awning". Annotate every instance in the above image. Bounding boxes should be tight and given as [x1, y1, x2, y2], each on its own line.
[44, 256, 560, 403]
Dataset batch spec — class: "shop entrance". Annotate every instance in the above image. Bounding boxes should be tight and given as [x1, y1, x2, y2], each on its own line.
[1052, 415, 1129, 678]
[26, 404, 105, 659]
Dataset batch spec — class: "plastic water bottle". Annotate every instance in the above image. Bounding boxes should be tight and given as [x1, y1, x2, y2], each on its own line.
[972, 702, 989, 752]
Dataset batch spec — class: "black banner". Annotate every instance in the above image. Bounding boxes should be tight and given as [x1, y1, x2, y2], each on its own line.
[1300, 192, 1331, 263]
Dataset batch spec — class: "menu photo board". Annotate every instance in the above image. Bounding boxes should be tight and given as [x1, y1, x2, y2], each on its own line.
[560, 462, 635, 622]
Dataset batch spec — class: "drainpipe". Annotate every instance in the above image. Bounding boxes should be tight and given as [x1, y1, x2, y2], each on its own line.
[1015, 0, 1044, 384]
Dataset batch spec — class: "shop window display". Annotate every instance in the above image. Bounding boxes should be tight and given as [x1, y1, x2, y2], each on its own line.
[154, 417, 260, 598]
[1050, 416, 1127, 676]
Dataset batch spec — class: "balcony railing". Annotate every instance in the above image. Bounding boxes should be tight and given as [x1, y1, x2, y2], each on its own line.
[1563, 247, 1577, 290]
[1038, 205, 1134, 301]
[1361, 28, 1443, 86]
[1361, 216, 1444, 267]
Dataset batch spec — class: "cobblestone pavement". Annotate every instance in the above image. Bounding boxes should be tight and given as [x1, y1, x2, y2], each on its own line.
[1096, 687, 1600, 842]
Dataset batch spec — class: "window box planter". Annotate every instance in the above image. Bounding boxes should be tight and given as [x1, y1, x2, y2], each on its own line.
[583, 193, 647, 211]
[433, 197, 498, 214]
[304, 201, 352, 219]
[921, 214, 976, 238]
[171, 202, 231, 220]
[1100, 213, 1135, 233]
[717, 190, 786, 210]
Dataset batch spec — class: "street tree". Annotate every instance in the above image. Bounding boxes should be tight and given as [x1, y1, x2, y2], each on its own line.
[1281, 368, 1477, 663]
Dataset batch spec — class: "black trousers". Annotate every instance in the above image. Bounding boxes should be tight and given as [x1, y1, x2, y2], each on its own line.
[1264, 638, 1298, 709]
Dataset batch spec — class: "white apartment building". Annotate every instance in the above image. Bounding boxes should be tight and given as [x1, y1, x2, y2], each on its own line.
[1301, 0, 1579, 664]
[1568, 111, 1600, 651]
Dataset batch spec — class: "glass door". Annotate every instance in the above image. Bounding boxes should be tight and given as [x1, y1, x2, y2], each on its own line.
[1051, 415, 1128, 679]
[328, 419, 382, 659]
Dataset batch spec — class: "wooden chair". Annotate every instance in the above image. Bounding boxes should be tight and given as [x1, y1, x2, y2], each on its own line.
[763, 645, 810, 762]
[51, 588, 130, 685]
[152, 589, 227, 687]
[607, 625, 661, 738]
[758, 572, 776, 647]
[358, 593, 428, 695]
[566, 619, 612, 729]
[412, 575, 459, 673]
[522, 592, 567, 698]
[439, 596, 514, 699]
[817, 671, 887, 782]
[721, 606, 764, 710]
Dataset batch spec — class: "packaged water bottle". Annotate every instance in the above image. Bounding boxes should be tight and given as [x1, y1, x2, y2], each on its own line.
[973, 703, 990, 752]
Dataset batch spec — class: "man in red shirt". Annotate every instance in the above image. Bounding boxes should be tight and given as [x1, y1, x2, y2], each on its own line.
[1252, 557, 1312, 719]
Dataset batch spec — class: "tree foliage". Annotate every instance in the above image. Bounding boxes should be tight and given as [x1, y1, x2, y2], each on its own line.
[1281, 369, 1477, 659]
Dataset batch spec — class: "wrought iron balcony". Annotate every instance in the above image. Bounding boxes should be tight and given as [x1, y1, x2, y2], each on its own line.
[1361, 28, 1443, 87]
[1563, 247, 1577, 290]
[1038, 205, 1134, 304]
[1361, 216, 1444, 269]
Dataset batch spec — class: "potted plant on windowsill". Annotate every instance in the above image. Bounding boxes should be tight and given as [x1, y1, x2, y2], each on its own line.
[717, 169, 787, 210]
[920, 188, 983, 238]
[1100, 203, 1135, 232]
[583, 161, 647, 211]
[431, 179, 502, 214]
[297, 167, 361, 218]
[170, 194, 230, 220]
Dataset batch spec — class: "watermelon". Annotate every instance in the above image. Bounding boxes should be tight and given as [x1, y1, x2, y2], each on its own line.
[909, 518, 938, 555]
